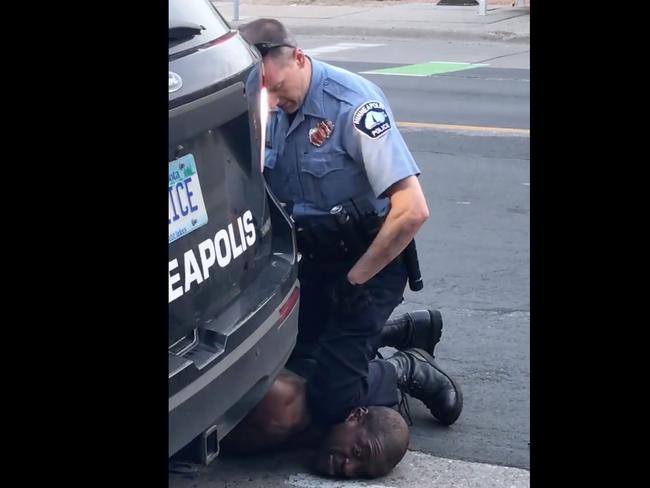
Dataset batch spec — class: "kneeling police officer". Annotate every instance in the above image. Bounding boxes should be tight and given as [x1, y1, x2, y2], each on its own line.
[240, 19, 463, 427]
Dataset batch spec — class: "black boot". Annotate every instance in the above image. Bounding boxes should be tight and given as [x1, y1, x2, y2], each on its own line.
[386, 348, 463, 426]
[380, 309, 443, 357]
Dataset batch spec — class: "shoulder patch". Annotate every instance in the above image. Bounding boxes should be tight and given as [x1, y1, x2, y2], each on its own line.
[353, 101, 392, 139]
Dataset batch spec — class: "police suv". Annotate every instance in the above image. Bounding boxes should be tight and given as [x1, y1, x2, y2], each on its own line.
[169, 0, 299, 462]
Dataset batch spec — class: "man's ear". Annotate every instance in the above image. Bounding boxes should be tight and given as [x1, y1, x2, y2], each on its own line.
[295, 48, 306, 67]
[345, 407, 369, 422]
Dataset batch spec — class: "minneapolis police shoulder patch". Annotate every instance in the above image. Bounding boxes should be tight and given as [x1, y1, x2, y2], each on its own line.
[353, 100, 392, 139]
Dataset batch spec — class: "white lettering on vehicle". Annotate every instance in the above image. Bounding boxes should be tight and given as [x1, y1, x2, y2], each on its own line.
[168, 210, 257, 303]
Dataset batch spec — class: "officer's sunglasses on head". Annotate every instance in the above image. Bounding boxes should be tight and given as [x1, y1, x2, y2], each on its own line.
[254, 42, 296, 58]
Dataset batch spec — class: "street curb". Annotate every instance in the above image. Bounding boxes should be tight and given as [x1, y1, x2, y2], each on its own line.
[230, 21, 529, 44]
[289, 24, 529, 43]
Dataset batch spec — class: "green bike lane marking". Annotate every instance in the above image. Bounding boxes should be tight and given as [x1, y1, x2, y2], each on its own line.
[361, 61, 488, 77]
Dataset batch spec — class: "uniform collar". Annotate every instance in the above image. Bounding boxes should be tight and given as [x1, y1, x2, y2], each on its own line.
[300, 57, 326, 118]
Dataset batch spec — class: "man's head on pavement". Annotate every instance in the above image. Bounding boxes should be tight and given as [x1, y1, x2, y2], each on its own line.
[313, 406, 409, 479]
[239, 18, 311, 114]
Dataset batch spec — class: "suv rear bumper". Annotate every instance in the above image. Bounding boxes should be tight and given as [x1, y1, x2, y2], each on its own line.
[168, 280, 299, 457]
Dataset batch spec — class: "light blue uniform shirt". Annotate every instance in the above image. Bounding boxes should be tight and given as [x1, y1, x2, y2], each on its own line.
[264, 58, 420, 226]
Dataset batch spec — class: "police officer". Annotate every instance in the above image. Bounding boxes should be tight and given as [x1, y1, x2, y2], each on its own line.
[240, 19, 463, 427]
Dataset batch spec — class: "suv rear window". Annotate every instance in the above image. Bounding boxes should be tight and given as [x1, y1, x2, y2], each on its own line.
[169, 0, 230, 54]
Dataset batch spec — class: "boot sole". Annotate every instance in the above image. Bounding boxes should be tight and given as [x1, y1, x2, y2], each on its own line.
[409, 347, 463, 426]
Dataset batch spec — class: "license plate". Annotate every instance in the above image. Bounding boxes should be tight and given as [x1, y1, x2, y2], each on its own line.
[169, 154, 208, 243]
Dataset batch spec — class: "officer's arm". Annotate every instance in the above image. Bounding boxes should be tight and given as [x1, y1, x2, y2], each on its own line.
[341, 96, 427, 285]
[347, 175, 429, 285]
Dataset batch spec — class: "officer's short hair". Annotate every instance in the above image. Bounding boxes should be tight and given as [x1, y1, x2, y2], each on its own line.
[364, 407, 409, 475]
[239, 18, 297, 64]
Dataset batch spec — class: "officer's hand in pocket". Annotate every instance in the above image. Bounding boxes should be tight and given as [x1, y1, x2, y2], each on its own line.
[331, 276, 372, 316]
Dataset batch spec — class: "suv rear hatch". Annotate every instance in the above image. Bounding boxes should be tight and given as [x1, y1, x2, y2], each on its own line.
[168, 1, 298, 456]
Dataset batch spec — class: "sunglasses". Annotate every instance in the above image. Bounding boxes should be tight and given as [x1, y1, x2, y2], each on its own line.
[254, 42, 296, 57]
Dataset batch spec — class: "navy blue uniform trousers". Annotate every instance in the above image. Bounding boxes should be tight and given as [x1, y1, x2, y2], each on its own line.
[287, 256, 408, 425]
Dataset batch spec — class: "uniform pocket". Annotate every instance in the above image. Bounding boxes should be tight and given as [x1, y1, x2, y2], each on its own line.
[300, 152, 345, 177]
[299, 152, 348, 209]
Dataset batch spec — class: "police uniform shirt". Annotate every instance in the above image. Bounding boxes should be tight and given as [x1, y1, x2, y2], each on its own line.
[264, 58, 421, 225]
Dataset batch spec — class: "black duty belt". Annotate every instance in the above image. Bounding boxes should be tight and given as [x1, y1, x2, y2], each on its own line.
[296, 225, 368, 263]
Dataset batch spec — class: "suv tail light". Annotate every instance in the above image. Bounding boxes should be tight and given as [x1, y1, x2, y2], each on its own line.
[278, 286, 299, 324]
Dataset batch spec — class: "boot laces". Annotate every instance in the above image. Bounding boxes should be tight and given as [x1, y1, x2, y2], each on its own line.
[397, 387, 413, 426]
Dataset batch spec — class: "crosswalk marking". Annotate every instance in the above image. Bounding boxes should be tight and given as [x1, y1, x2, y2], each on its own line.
[286, 451, 530, 488]
[305, 42, 385, 56]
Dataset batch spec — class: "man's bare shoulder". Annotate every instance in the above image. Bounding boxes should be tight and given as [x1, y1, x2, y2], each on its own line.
[278, 368, 307, 386]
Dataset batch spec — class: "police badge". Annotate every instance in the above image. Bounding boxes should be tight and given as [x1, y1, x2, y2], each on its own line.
[308, 120, 334, 147]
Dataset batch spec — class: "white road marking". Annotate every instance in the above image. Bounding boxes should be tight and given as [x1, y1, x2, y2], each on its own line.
[418, 61, 487, 65]
[305, 43, 385, 56]
[286, 451, 530, 488]
[287, 473, 396, 488]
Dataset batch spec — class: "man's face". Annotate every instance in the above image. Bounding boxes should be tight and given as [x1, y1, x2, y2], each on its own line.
[262, 50, 309, 114]
[313, 409, 386, 478]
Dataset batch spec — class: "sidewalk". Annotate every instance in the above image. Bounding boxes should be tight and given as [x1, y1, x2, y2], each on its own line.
[213, 1, 530, 43]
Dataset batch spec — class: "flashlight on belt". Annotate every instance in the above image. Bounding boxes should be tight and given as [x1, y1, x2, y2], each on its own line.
[402, 239, 423, 291]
